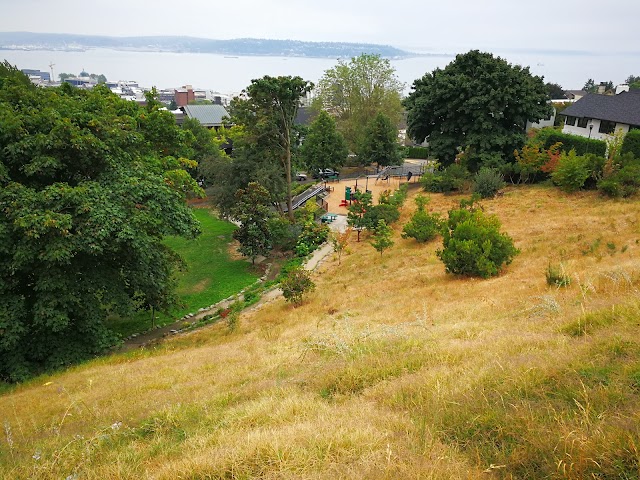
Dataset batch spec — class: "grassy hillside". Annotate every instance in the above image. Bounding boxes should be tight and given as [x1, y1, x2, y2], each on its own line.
[2, 186, 640, 479]
[107, 208, 259, 337]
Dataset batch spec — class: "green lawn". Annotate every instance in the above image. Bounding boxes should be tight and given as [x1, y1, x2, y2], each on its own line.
[107, 208, 259, 337]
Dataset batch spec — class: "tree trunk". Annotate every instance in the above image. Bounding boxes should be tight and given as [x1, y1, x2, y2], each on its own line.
[285, 133, 294, 223]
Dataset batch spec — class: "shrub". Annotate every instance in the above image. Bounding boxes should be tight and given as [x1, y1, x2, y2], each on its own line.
[280, 266, 315, 306]
[405, 146, 430, 159]
[437, 204, 519, 278]
[551, 150, 591, 192]
[422, 163, 470, 193]
[536, 128, 607, 156]
[473, 167, 505, 198]
[621, 129, 640, 158]
[295, 219, 329, 257]
[598, 164, 640, 198]
[546, 263, 571, 287]
[367, 203, 401, 227]
[268, 217, 302, 252]
[402, 209, 443, 243]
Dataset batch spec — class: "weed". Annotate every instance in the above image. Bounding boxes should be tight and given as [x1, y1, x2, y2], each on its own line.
[546, 262, 571, 287]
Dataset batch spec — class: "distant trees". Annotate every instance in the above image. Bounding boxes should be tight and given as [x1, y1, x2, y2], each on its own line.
[626, 75, 640, 90]
[404, 50, 552, 170]
[58, 71, 107, 83]
[545, 82, 566, 99]
[299, 110, 349, 172]
[313, 54, 404, 160]
[0, 63, 200, 381]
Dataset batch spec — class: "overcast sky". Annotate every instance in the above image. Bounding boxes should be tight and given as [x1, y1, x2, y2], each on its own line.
[1, 0, 638, 54]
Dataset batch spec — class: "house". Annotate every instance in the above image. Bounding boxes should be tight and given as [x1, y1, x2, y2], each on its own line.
[526, 106, 556, 131]
[564, 90, 589, 101]
[181, 104, 229, 130]
[560, 90, 640, 141]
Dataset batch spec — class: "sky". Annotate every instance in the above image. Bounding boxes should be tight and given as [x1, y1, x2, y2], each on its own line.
[1, 0, 639, 55]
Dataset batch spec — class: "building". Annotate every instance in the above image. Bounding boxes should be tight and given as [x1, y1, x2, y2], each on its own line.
[181, 104, 229, 130]
[174, 85, 196, 107]
[561, 90, 640, 141]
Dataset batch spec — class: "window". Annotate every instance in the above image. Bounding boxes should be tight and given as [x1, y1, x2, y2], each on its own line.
[577, 117, 590, 128]
[599, 120, 616, 135]
[565, 116, 577, 126]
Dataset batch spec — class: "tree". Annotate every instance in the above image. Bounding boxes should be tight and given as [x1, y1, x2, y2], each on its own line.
[545, 82, 566, 100]
[370, 220, 394, 256]
[404, 51, 552, 170]
[231, 182, 274, 264]
[313, 54, 404, 157]
[330, 227, 353, 265]
[626, 75, 640, 90]
[358, 112, 403, 167]
[299, 110, 349, 172]
[347, 191, 373, 241]
[0, 63, 201, 381]
[583, 78, 597, 93]
[228, 76, 313, 222]
[281, 266, 315, 306]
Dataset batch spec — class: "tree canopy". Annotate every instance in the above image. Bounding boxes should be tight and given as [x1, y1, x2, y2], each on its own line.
[358, 112, 403, 167]
[299, 110, 348, 172]
[313, 54, 404, 158]
[226, 76, 313, 221]
[0, 62, 201, 381]
[404, 50, 552, 169]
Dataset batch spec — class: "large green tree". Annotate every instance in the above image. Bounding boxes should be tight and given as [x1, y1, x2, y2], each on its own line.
[404, 50, 552, 169]
[228, 76, 313, 221]
[299, 110, 348, 172]
[359, 112, 403, 167]
[313, 54, 404, 159]
[232, 182, 274, 264]
[0, 63, 201, 381]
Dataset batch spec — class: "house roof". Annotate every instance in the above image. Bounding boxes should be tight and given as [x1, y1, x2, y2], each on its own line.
[561, 91, 640, 126]
[182, 104, 229, 127]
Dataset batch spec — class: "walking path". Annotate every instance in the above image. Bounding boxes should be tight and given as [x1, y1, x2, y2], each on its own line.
[120, 215, 349, 351]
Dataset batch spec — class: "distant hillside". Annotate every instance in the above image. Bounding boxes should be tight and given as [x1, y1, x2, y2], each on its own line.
[0, 31, 420, 59]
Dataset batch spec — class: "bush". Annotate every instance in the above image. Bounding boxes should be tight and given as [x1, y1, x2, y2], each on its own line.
[422, 163, 470, 193]
[402, 209, 443, 243]
[405, 146, 430, 159]
[367, 203, 401, 227]
[437, 204, 519, 278]
[473, 167, 505, 198]
[551, 150, 591, 192]
[295, 219, 329, 257]
[546, 263, 571, 287]
[598, 163, 640, 198]
[621, 130, 640, 158]
[268, 217, 302, 252]
[280, 266, 315, 306]
[537, 129, 607, 156]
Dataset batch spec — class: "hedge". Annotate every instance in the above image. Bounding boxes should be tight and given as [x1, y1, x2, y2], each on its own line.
[621, 130, 640, 158]
[405, 146, 430, 159]
[537, 129, 606, 156]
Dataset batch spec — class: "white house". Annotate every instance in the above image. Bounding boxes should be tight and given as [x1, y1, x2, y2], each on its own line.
[561, 90, 640, 141]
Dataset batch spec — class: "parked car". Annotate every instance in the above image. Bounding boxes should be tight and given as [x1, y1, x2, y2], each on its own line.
[312, 168, 340, 179]
[296, 172, 308, 181]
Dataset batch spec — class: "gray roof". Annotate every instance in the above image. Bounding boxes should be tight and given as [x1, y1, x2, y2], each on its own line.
[561, 91, 640, 126]
[182, 104, 229, 127]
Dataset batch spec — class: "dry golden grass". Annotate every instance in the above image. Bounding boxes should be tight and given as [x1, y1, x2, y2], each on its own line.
[2, 185, 640, 479]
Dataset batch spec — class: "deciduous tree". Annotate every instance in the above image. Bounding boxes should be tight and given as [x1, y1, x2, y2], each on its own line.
[404, 50, 552, 169]
[0, 63, 201, 380]
[231, 182, 274, 264]
[313, 54, 404, 158]
[228, 76, 313, 221]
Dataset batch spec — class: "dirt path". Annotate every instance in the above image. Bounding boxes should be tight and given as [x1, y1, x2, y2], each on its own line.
[119, 216, 348, 351]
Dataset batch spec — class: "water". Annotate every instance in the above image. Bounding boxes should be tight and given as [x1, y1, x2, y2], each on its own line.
[1, 47, 636, 94]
